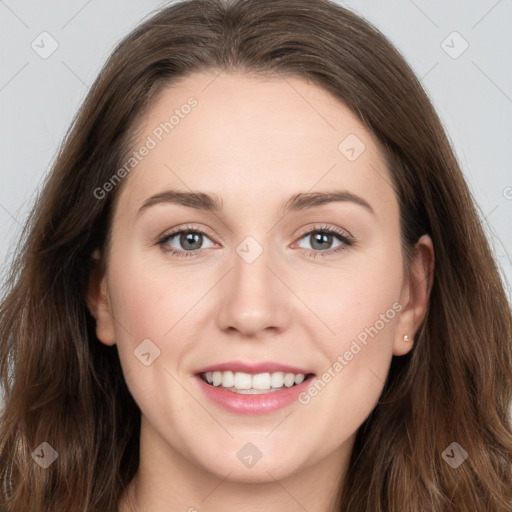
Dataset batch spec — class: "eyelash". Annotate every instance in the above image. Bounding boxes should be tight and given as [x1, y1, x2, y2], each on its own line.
[156, 224, 355, 258]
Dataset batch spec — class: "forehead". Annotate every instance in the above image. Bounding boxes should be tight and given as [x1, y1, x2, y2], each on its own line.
[116, 71, 396, 223]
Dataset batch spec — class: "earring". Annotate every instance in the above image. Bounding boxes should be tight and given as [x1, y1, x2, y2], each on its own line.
[404, 335, 410, 342]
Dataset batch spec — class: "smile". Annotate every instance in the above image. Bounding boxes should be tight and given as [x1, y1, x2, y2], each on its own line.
[195, 366, 316, 415]
[199, 370, 314, 394]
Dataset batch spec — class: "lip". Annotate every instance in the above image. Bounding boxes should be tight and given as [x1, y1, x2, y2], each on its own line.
[195, 374, 315, 415]
[195, 360, 313, 375]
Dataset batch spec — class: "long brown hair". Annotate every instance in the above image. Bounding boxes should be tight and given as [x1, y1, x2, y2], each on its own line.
[1, 1, 511, 510]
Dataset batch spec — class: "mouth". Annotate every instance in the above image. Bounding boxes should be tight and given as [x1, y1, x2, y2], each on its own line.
[194, 362, 317, 415]
[198, 370, 316, 395]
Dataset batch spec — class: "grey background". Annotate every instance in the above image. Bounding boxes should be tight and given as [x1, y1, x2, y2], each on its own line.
[0, 0, 511, 417]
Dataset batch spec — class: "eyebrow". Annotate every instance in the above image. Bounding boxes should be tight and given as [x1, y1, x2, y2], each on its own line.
[138, 189, 375, 216]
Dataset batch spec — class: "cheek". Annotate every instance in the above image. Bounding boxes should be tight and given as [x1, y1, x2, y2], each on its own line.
[294, 242, 403, 421]
[109, 274, 167, 343]
[105, 254, 208, 416]
[106, 250, 221, 380]
[108, 248, 204, 334]
[299, 244, 403, 354]
[302, 248, 403, 422]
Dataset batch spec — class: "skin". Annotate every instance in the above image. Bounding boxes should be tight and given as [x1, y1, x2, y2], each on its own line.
[87, 71, 434, 512]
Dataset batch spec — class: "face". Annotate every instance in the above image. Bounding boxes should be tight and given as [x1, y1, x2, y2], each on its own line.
[89, 71, 433, 485]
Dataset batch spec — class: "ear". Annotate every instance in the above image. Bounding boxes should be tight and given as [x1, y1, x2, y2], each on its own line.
[86, 249, 117, 346]
[393, 234, 434, 356]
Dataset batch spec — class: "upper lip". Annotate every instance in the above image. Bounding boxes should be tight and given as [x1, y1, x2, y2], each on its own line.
[195, 360, 314, 375]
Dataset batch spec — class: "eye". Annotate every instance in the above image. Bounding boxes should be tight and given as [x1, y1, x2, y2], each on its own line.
[156, 223, 354, 258]
[157, 225, 217, 256]
[294, 225, 354, 257]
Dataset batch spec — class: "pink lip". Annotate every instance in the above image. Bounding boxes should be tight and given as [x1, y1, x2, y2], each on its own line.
[195, 360, 313, 375]
[195, 374, 315, 415]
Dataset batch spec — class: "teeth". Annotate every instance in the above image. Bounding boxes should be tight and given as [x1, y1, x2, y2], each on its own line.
[203, 370, 307, 392]
[270, 372, 284, 388]
[212, 371, 222, 387]
[253, 373, 270, 390]
[234, 372, 252, 389]
[221, 370, 234, 388]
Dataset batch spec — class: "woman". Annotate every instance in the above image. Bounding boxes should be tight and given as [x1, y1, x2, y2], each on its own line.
[1, 0, 511, 510]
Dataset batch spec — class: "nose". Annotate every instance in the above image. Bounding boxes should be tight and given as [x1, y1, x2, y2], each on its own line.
[215, 243, 292, 338]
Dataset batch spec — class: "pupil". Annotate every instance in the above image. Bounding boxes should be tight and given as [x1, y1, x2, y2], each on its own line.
[311, 232, 332, 250]
[181, 232, 202, 250]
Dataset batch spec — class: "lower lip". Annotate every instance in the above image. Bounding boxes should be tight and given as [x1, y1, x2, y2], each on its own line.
[195, 375, 315, 415]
